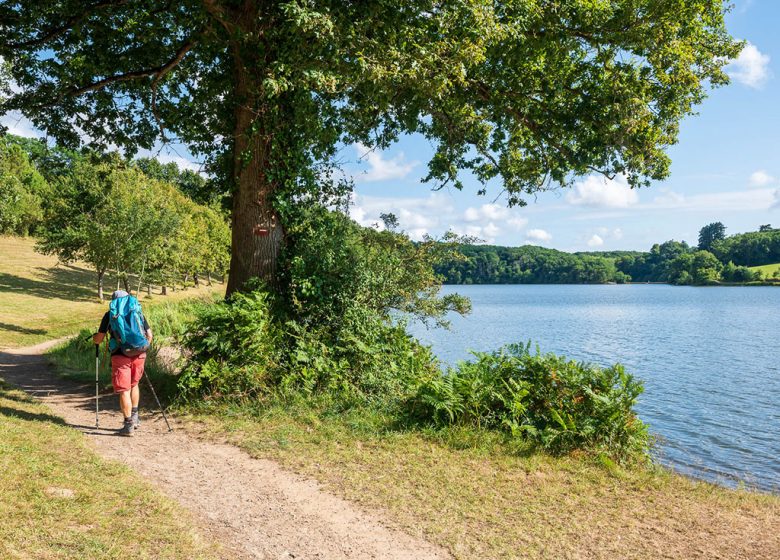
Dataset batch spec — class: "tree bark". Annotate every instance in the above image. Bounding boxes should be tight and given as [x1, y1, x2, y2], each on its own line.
[207, 271, 212, 286]
[194, 272, 200, 287]
[97, 269, 105, 301]
[225, 19, 283, 297]
[162, 285, 167, 296]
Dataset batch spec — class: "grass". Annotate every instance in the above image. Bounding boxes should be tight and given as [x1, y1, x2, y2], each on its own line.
[749, 262, 780, 278]
[0, 235, 225, 348]
[174, 398, 780, 560]
[0, 379, 218, 560]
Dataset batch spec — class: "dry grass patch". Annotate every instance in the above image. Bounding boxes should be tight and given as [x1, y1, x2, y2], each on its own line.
[0, 379, 219, 560]
[0, 236, 224, 348]
[180, 402, 780, 560]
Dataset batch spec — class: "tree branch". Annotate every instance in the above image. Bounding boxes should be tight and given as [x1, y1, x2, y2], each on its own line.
[3, 0, 130, 49]
[66, 34, 200, 98]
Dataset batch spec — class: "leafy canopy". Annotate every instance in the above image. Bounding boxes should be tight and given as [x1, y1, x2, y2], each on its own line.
[1, 0, 741, 205]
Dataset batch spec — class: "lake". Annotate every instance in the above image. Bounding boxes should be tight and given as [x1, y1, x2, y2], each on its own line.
[407, 284, 780, 492]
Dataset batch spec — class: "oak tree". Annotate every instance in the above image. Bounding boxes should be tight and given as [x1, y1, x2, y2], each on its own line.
[0, 0, 741, 296]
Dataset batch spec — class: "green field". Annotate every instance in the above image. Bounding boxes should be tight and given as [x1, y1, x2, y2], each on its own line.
[0, 236, 224, 348]
[749, 262, 780, 278]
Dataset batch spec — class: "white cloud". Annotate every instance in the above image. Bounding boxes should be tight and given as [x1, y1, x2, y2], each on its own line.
[155, 153, 203, 173]
[507, 216, 529, 231]
[566, 174, 639, 208]
[526, 228, 552, 243]
[463, 203, 509, 222]
[587, 234, 604, 247]
[773, 190, 780, 210]
[1, 111, 40, 138]
[354, 143, 418, 182]
[749, 170, 777, 187]
[612, 227, 623, 240]
[349, 192, 454, 240]
[644, 188, 777, 212]
[726, 43, 771, 89]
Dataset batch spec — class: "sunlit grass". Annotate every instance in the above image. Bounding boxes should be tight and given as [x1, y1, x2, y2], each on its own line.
[177, 397, 780, 560]
[0, 236, 224, 348]
[749, 262, 780, 277]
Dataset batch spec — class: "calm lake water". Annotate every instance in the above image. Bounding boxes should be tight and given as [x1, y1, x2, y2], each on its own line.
[407, 284, 780, 492]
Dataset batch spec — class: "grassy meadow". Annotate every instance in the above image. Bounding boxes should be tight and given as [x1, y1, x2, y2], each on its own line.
[0, 236, 224, 348]
[749, 262, 780, 278]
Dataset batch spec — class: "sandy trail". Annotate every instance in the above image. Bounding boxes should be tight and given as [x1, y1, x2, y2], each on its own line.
[0, 340, 451, 560]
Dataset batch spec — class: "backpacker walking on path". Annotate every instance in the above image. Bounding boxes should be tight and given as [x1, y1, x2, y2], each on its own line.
[92, 290, 152, 437]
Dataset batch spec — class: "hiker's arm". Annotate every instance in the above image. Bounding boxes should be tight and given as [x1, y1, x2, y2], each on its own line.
[94, 312, 109, 344]
[145, 328, 153, 343]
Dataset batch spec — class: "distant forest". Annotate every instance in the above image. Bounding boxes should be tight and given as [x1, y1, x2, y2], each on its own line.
[435, 224, 780, 286]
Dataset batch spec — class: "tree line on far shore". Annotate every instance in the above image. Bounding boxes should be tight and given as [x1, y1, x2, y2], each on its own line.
[435, 223, 780, 286]
[0, 134, 230, 299]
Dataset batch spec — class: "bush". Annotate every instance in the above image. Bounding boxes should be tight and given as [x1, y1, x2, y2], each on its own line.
[177, 285, 441, 406]
[177, 289, 282, 398]
[407, 343, 649, 462]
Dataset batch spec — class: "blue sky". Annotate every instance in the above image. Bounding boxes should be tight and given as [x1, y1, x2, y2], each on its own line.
[3, 0, 777, 252]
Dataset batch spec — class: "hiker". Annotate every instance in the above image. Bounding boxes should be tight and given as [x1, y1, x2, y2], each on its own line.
[93, 289, 152, 436]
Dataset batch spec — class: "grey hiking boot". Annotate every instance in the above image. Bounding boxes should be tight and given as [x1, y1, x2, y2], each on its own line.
[118, 420, 134, 437]
[131, 411, 140, 429]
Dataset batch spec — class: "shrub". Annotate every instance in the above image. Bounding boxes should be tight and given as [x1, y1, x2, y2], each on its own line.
[407, 343, 649, 462]
[177, 289, 282, 398]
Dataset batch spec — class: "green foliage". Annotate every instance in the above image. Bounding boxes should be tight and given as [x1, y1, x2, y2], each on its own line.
[0, 136, 50, 234]
[282, 206, 470, 328]
[698, 222, 727, 252]
[178, 289, 282, 398]
[33, 153, 230, 298]
[408, 344, 649, 462]
[437, 244, 627, 284]
[1, 0, 742, 293]
[711, 229, 780, 267]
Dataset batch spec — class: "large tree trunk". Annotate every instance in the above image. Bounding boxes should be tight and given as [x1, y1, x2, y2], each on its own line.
[225, 32, 283, 297]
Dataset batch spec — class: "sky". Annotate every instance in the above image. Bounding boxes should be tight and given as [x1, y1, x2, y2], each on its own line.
[3, 0, 778, 253]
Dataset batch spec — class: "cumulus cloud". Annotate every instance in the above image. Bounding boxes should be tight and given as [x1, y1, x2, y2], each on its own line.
[587, 234, 604, 247]
[507, 216, 529, 231]
[526, 228, 552, 243]
[349, 192, 454, 240]
[726, 43, 771, 89]
[354, 143, 419, 182]
[463, 203, 509, 222]
[566, 174, 639, 208]
[749, 170, 777, 187]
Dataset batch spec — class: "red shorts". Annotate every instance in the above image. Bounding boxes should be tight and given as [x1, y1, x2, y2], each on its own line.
[111, 353, 146, 393]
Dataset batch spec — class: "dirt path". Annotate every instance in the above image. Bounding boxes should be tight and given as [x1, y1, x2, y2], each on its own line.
[0, 341, 452, 560]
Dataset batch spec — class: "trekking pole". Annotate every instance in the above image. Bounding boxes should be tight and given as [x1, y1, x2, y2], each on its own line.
[143, 373, 173, 432]
[86, 335, 100, 428]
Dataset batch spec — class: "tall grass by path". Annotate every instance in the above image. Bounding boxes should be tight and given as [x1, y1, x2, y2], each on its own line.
[0, 379, 218, 560]
[0, 235, 224, 348]
[180, 397, 780, 560]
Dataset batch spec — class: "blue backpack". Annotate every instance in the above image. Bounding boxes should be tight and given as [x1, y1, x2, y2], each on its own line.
[108, 295, 150, 357]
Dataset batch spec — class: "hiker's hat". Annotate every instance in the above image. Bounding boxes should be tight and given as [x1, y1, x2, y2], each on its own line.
[112, 290, 129, 300]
